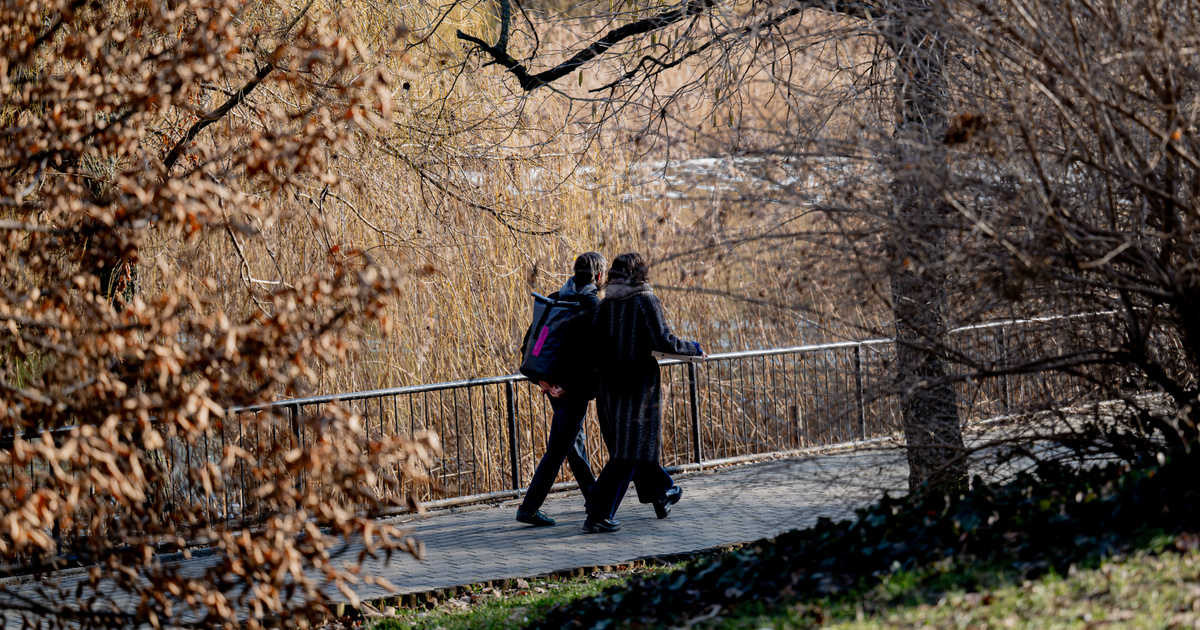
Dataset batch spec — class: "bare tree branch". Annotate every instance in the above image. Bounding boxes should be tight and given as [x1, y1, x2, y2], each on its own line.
[162, 62, 275, 173]
[457, 0, 719, 91]
[161, 0, 316, 174]
[458, 0, 881, 91]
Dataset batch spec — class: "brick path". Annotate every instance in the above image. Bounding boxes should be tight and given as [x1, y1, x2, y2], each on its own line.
[0, 448, 908, 626]
[342, 448, 908, 603]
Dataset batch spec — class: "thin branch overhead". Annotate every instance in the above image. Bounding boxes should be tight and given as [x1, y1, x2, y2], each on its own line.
[457, 0, 881, 91]
[457, 0, 719, 91]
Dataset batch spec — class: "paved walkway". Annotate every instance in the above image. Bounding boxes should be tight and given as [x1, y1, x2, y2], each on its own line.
[0, 448, 908, 626]
[343, 448, 908, 602]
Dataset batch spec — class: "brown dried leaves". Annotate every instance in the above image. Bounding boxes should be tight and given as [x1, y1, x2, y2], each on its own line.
[0, 0, 423, 627]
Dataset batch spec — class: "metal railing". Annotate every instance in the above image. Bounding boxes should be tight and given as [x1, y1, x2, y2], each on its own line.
[2, 312, 1114, 534]
[204, 313, 1108, 524]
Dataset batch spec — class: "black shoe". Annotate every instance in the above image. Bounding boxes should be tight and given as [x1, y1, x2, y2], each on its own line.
[654, 486, 682, 519]
[582, 516, 621, 533]
[516, 509, 555, 527]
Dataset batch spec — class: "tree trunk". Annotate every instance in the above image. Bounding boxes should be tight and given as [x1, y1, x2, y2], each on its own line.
[887, 0, 968, 495]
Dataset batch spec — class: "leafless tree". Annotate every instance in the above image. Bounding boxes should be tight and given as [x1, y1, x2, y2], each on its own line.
[451, 0, 1199, 489]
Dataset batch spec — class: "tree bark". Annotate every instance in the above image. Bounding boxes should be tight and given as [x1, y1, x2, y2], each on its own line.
[887, 0, 968, 495]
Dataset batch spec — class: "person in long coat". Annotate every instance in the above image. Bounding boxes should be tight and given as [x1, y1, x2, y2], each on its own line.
[583, 252, 704, 533]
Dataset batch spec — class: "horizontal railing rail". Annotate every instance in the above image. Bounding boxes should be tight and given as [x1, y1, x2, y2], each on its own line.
[228, 373, 529, 414]
[228, 309, 1122, 414]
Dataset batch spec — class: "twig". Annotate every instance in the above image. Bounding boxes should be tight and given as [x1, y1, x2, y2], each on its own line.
[0, 378, 53, 406]
[162, 62, 275, 173]
[221, 208, 273, 313]
[161, 0, 316, 174]
[375, 139, 558, 236]
[592, 6, 803, 92]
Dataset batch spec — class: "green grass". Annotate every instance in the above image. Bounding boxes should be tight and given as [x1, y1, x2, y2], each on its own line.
[364, 453, 1200, 630]
[365, 547, 1200, 629]
[6, 351, 50, 390]
[365, 562, 687, 630]
[712, 547, 1200, 629]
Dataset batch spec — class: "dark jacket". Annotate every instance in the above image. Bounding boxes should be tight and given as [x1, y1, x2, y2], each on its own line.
[591, 281, 701, 461]
[521, 278, 601, 397]
[548, 278, 601, 310]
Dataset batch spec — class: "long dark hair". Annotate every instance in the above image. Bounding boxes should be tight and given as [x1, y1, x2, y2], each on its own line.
[607, 252, 649, 285]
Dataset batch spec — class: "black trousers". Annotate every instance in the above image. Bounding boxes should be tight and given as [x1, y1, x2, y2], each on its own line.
[585, 458, 674, 521]
[520, 395, 597, 513]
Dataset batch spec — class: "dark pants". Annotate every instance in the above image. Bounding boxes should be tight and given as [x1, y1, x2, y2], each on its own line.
[520, 395, 597, 513]
[585, 458, 675, 521]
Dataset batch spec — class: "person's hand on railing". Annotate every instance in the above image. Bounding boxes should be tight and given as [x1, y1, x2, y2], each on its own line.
[538, 380, 566, 398]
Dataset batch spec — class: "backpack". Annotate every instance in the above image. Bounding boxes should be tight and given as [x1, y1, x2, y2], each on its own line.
[519, 292, 587, 383]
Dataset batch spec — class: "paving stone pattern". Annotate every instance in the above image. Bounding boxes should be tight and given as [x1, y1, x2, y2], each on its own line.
[0, 449, 907, 627]
[343, 449, 908, 602]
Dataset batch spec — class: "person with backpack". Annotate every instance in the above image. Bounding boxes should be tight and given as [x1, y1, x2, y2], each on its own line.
[514, 252, 607, 527]
[583, 252, 705, 533]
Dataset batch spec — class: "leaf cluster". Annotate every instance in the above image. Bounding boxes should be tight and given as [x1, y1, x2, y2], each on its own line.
[0, 0, 434, 627]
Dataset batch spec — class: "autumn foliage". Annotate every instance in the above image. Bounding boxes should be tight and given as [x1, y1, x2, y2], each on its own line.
[0, 0, 437, 626]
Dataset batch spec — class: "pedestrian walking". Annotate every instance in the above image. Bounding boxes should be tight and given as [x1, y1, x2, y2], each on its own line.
[515, 252, 607, 527]
[584, 252, 705, 533]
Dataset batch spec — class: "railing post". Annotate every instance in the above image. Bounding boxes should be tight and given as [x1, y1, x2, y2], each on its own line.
[289, 404, 301, 447]
[854, 345, 866, 439]
[999, 326, 1011, 413]
[506, 382, 520, 491]
[289, 404, 305, 493]
[687, 363, 703, 465]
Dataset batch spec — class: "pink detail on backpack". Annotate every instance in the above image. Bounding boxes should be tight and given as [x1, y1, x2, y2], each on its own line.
[532, 326, 550, 356]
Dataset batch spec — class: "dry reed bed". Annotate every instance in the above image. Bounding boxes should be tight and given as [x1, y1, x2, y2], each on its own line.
[130, 0, 887, 400]
[111, 0, 903, 525]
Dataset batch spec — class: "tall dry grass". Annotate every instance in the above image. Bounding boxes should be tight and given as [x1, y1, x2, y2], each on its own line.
[134, 0, 890, 399]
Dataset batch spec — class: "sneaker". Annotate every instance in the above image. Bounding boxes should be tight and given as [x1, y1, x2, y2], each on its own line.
[516, 509, 555, 527]
[653, 486, 682, 519]
[582, 516, 621, 533]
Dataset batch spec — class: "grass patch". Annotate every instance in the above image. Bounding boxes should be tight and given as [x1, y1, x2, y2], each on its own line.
[715, 547, 1200, 629]
[364, 562, 687, 630]
[363, 546, 1200, 630]
[846, 548, 1200, 629]
[525, 446, 1200, 629]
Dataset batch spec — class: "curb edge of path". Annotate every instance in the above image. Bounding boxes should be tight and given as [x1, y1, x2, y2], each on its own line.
[335, 541, 752, 622]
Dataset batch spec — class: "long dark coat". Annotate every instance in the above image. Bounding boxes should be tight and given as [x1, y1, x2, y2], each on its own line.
[591, 282, 701, 461]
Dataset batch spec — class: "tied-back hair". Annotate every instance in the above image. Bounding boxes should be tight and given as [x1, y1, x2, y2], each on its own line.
[607, 252, 649, 286]
[573, 251, 608, 287]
